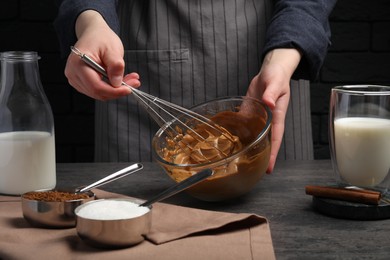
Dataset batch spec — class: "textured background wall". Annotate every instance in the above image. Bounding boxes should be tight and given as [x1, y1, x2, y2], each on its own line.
[312, 0, 390, 159]
[0, 0, 94, 162]
[1, 0, 390, 162]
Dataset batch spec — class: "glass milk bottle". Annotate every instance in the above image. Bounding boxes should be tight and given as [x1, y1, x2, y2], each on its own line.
[0, 51, 56, 195]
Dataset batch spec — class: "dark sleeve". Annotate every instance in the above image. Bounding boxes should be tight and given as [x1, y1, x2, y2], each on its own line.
[263, 0, 338, 80]
[53, 0, 119, 58]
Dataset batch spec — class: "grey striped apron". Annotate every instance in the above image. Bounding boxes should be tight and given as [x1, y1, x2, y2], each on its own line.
[94, 0, 313, 162]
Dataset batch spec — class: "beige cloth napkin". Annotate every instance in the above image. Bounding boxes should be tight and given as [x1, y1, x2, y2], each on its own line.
[0, 190, 275, 260]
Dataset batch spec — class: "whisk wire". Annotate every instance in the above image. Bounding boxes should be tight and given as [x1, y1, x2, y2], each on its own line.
[131, 88, 234, 159]
[70, 46, 234, 163]
[131, 87, 229, 161]
[138, 89, 235, 143]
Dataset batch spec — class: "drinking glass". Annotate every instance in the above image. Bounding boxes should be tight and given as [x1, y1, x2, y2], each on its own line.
[329, 85, 390, 193]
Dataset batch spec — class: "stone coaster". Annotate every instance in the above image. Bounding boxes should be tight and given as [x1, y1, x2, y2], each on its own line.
[312, 194, 390, 220]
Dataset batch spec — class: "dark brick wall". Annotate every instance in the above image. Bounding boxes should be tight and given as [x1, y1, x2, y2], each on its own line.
[0, 0, 95, 162]
[312, 0, 390, 159]
[1, 0, 389, 162]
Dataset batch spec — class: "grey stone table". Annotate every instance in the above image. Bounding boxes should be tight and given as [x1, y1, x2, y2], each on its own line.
[57, 160, 390, 259]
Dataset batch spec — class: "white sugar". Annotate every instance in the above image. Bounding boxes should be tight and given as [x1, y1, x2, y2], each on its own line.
[77, 200, 149, 220]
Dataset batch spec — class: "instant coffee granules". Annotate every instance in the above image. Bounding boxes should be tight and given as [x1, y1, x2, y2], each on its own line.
[23, 190, 90, 202]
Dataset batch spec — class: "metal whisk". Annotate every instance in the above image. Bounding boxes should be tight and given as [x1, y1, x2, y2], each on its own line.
[70, 46, 236, 163]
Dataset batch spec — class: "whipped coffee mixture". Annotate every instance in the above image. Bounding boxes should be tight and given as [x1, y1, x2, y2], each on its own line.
[160, 110, 270, 181]
[162, 123, 242, 165]
[156, 108, 271, 201]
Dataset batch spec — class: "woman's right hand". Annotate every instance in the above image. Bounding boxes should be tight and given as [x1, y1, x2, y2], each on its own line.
[65, 10, 140, 101]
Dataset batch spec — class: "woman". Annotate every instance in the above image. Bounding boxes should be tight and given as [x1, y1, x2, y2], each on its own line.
[54, 0, 337, 172]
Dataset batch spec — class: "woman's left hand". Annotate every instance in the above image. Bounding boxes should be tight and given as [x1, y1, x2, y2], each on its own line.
[246, 48, 301, 173]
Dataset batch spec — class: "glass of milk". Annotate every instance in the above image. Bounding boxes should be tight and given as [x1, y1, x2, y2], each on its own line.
[329, 85, 390, 193]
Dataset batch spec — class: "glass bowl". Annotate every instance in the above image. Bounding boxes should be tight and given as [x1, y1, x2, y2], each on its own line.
[152, 96, 272, 201]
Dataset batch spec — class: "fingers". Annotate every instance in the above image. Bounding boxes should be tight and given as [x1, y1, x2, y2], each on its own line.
[123, 73, 141, 88]
[65, 13, 139, 101]
[246, 66, 291, 173]
[65, 51, 133, 100]
[103, 52, 125, 87]
[266, 104, 286, 173]
[259, 49, 301, 172]
[265, 86, 290, 173]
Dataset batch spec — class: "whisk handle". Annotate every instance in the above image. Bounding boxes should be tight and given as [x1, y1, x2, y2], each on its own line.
[71, 46, 108, 77]
[139, 169, 213, 207]
[70, 46, 134, 90]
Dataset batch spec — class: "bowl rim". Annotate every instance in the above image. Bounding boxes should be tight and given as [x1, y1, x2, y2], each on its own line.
[152, 95, 272, 168]
[332, 85, 390, 95]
